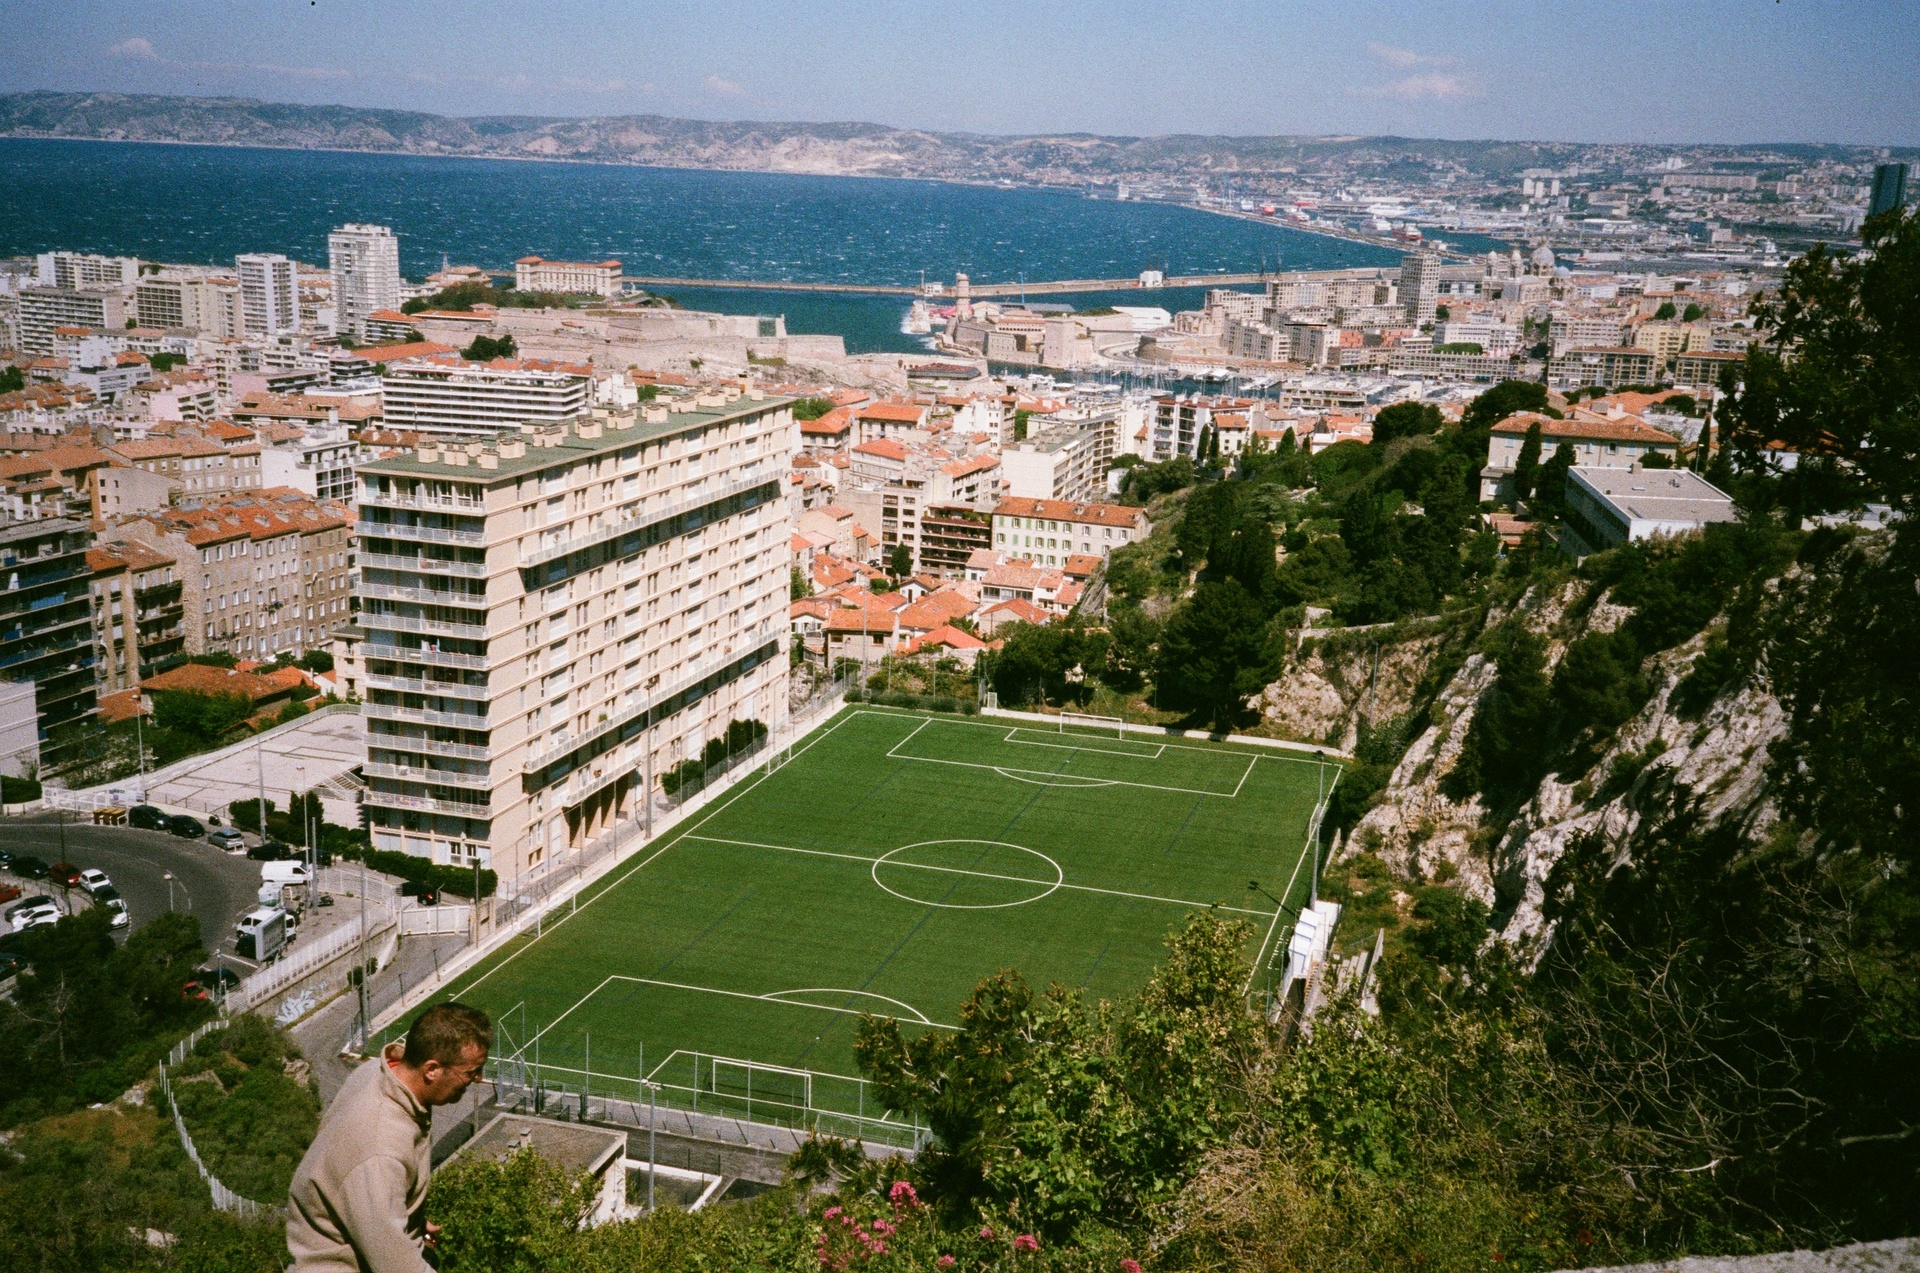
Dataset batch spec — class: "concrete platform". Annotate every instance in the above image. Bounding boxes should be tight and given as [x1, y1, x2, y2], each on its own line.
[148, 708, 367, 827]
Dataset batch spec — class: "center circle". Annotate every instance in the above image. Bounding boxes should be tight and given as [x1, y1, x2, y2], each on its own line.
[871, 840, 1064, 910]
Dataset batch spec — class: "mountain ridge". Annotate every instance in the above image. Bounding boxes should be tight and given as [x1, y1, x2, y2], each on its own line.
[0, 90, 1896, 184]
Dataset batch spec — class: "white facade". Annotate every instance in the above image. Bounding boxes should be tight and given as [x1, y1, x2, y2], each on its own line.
[138, 274, 244, 338]
[514, 256, 623, 298]
[37, 251, 139, 289]
[354, 392, 793, 877]
[329, 224, 403, 338]
[18, 286, 127, 355]
[381, 359, 593, 437]
[236, 254, 298, 336]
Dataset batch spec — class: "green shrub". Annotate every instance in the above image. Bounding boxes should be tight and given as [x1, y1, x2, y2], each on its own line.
[0, 774, 41, 803]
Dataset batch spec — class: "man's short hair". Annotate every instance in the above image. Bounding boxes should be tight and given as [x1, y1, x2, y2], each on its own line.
[402, 1003, 493, 1068]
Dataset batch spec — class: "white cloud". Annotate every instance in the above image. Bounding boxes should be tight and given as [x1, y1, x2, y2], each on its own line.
[560, 76, 636, 95]
[1362, 72, 1479, 102]
[703, 75, 744, 97]
[1366, 42, 1428, 69]
[254, 62, 353, 81]
[107, 37, 159, 60]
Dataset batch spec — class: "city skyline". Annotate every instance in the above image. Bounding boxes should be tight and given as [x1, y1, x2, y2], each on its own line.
[2, 0, 1915, 146]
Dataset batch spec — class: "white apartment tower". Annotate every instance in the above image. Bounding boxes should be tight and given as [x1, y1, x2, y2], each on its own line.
[329, 223, 402, 338]
[236, 254, 298, 335]
[380, 358, 594, 437]
[354, 391, 794, 878]
[1399, 250, 1440, 327]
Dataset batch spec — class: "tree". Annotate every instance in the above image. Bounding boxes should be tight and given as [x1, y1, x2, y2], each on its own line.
[461, 333, 517, 361]
[791, 396, 834, 421]
[429, 1148, 595, 1273]
[149, 689, 253, 748]
[1371, 401, 1442, 448]
[983, 621, 1103, 708]
[1012, 409, 1032, 442]
[1511, 418, 1544, 500]
[1654, 301, 1678, 320]
[1722, 207, 1920, 524]
[1533, 442, 1575, 515]
[888, 543, 913, 578]
[147, 351, 187, 372]
[0, 365, 23, 393]
[1682, 302, 1704, 322]
[1153, 580, 1279, 728]
[298, 649, 334, 673]
[790, 565, 812, 600]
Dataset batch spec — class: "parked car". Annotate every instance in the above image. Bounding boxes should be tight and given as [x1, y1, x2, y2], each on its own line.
[166, 815, 205, 839]
[9, 899, 60, 932]
[11, 855, 49, 879]
[77, 868, 112, 897]
[95, 887, 129, 929]
[128, 805, 168, 831]
[247, 841, 295, 862]
[49, 861, 82, 888]
[4, 894, 54, 923]
[208, 828, 246, 852]
[0, 883, 20, 905]
[182, 965, 241, 1002]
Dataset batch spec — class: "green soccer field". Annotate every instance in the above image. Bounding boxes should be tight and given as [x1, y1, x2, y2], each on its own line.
[389, 708, 1335, 1143]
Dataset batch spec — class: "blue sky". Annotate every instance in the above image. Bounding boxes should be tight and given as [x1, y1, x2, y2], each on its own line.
[2, 0, 1914, 144]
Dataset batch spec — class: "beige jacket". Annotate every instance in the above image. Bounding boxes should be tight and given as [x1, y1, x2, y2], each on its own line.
[287, 1043, 435, 1273]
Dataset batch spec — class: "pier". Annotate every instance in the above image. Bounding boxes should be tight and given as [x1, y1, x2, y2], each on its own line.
[486, 271, 1274, 298]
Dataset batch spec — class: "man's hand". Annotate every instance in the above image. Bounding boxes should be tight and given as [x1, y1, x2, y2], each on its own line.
[424, 1222, 441, 1249]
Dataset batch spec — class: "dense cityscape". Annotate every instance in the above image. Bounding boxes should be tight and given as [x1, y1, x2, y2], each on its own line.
[0, 24, 1914, 1273]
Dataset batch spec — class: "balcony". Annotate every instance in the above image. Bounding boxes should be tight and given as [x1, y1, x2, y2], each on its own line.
[359, 610, 490, 641]
[362, 787, 491, 818]
[524, 646, 751, 771]
[356, 519, 487, 548]
[363, 700, 490, 730]
[360, 581, 489, 608]
[521, 469, 774, 570]
[359, 488, 486, 514]
[366, 673, 490, 702]
[360, 552, 489, 579]
[366, 734, 491, 761]
[361, 761, 493, 790]
[363, 644, 489, 672]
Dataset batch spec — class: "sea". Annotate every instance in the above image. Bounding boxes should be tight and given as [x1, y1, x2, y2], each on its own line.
[1, 137, 1456, 356]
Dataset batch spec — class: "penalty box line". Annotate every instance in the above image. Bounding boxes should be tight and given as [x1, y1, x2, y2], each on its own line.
[895, 747, 1253, 799]
[1000, 728, 1168, 759]
[858, 707, 1341, 770]
[684, 832, 1272, 918]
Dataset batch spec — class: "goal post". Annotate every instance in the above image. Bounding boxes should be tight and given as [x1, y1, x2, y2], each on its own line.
[708, 1055, 813, 1116]
[1060, 712, 1125, 739]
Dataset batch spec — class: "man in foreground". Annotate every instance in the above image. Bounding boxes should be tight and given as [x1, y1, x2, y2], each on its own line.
[288, 1003, 493, 1272]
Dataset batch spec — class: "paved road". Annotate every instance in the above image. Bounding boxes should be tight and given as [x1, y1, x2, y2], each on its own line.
[3, 813, 264, 960]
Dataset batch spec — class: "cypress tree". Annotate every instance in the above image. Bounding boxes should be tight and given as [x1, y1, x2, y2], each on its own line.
[1512, 419, 1544, 500]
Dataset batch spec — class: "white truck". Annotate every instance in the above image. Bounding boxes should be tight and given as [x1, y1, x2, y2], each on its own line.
[234, 907, 289, 962]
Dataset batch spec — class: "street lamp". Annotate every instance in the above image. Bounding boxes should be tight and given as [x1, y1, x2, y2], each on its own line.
[163, 871, 175, 913]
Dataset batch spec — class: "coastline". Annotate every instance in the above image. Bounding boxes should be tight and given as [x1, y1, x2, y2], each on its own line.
[0, 131, 1401, 280]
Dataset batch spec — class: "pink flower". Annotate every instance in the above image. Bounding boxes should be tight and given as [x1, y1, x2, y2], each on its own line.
[873, 1219, 896, 1236]
[824, 1206, 842, 1220]
[872, 1242, 888, 1256]
[938, 1258, 956, 1270]
[980, 1227, 996, 1241]
[889, 1179, 920, 1208]
[1014, 1234, 1040, 1253]
[1121, 1261, 1143, 1273]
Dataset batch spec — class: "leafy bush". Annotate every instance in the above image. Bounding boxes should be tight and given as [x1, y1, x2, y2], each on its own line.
[333, 845, 496, 899]
[171, 1015, 318, 1202]
[0, 774, 41, 802]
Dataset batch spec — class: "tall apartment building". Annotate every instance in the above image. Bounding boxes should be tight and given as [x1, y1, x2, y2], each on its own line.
[514, 256, 624, 298]
[137, 273, 243, 337]
[236, 254, 298, 335]
[36, 252, 139, 289]
[1002, 414, 1120, 504]
[353, 392, 792, 876]
[1869, 163, 1909, 220]
[1399, 251, 1440, 327]
[18, 286, 128, 355]
[0, 517, 98, 761]
[380, 357, 593, 437]
[329, 224, 402, 338]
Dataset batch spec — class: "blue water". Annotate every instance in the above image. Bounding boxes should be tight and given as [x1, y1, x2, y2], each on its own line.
[0, 137, 1403, 354]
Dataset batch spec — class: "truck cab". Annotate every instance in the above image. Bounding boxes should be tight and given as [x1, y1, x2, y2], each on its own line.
[234, 907, 289, 962]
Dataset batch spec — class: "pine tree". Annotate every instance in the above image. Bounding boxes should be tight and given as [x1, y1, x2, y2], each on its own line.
[1512, 419, 1544, 501]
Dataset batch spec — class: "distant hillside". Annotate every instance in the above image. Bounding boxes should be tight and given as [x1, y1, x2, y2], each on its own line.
[0, 90, 1888, 183]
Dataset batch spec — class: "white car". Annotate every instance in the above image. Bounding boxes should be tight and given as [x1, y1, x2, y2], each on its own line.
[78, 868, 113, 897]
[96, 888, 130, 929]
[9, 900, 61, 931]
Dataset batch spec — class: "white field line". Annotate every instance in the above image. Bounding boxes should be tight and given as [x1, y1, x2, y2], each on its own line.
[1247, 761, 1340, 992]
[685, 833, 1273, 918]
[876, 706, 1345, 767]
[1001, 728, 1167, 759]
[441, 707, 868, 1005]
[603, 975, 956, 1030]
[894, 748, 1242, 798]
[881, 715, 934, 761]
[1228, 756, 1259, 799]
[639, 1047, 883, 1093]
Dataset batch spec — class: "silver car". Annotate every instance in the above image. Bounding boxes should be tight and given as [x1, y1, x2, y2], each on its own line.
[9, 900, 61, 931]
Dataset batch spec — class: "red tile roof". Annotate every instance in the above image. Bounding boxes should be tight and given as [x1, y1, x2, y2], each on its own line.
[992, 496, 1146, 528]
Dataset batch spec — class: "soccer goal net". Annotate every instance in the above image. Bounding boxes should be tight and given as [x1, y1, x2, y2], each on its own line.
[708, 1056, 813, 1116]
[1060, 712, 1126, 739]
